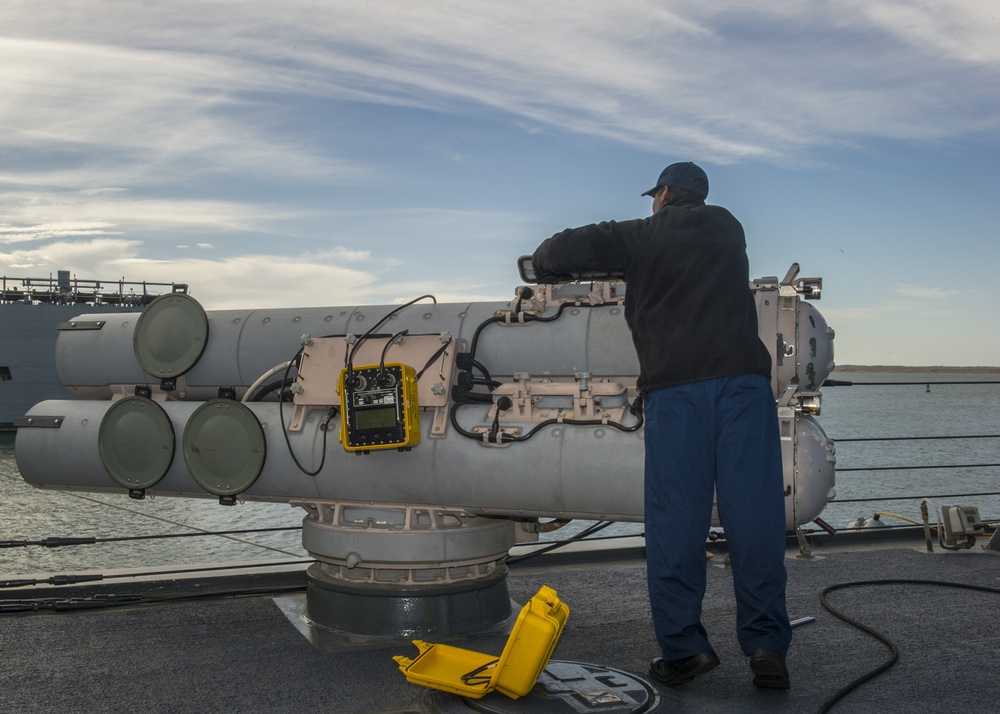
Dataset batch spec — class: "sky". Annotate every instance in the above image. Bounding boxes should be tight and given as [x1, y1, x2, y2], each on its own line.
[1, 1, 998, 366]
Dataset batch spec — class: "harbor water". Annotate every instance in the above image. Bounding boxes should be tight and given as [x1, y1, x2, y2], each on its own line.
[2, 370, 998, 576]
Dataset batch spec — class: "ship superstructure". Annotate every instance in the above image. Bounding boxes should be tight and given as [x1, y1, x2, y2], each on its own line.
[0, 271, 183, 430]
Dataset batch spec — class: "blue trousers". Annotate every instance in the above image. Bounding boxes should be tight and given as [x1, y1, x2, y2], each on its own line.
[644, 373, 791, 659]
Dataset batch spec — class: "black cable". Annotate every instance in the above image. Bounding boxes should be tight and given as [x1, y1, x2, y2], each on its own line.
[415, 336, 453, 380]
[378, 329, 409, 382]
[1, 583, 309, 615]
[471, 359, 495, 385]
[0, 526, 302, 550]
[505, 521, 615, 565]
[244, 368, 295, 403]
[461, 659, 500, 686]
[816, 579, 1000, 714]
[467, 316, 504, 359]
[0, 559, 312, 589]
[275, 349, 335, 476]
[247, 379, 287, 402]
[462, 302, 571, 386]
[466, 302, 573, 360]
[346, 294, 436, 378]
[508, 410, 644, 442]
[448, 400, 643, 444]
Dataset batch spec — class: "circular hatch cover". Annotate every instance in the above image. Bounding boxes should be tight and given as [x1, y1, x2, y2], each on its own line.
[98, 396, 175, 491]
[133, 292, 209, 378]
[183, 399, 266, 496]
[427, 660, 659, 714]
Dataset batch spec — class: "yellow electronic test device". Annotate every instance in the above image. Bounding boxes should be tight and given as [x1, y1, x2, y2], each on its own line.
[338, 363, 420, 452]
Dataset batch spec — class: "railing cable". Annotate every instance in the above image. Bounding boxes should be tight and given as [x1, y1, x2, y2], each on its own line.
[834, 434, 1000, 442]
[837, 462, 1000, 472]
[824, 379, 1000, 387]
[832, 491, 1000, 504]
[57, 491, 304, 557]
[0, 559, 313, 590]
[1, 526, 302, 549]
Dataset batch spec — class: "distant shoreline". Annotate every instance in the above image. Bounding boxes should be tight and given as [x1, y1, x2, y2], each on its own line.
[835, 365, 1000, 373]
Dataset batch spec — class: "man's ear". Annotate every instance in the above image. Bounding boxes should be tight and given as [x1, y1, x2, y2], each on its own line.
[653, 186, 670, 212]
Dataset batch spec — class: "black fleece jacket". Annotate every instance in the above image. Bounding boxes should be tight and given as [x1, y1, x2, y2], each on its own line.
[532, 194, 771, 394]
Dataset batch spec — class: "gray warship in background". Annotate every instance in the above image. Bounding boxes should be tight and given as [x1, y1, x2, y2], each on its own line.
[0, 270, 182, 431]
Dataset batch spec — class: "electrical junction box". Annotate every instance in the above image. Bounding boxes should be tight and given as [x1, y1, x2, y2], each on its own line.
[339, 363, 420, 452]
[941, 505, 983, 541]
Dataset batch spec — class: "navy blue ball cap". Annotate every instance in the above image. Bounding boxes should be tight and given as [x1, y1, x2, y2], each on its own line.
[641, 162, 709, 200]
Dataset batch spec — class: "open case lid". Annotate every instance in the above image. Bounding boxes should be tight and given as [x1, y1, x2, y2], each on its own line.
[393, 584, 570, 700]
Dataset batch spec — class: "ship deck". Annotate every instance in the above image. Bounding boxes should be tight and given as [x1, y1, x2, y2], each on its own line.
[2, 530, 998, 714]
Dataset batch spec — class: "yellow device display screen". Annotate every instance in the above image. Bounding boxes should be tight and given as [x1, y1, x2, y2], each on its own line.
[355, 406, 398, 430]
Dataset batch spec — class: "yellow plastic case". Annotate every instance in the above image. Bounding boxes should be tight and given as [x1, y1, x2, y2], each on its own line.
[393, 585, 570, 699]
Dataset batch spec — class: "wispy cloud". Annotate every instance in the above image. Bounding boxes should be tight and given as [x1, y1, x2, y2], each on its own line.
[894, 284, 960, 300]
[0, 222, 118, 243]
[0, 191, 310, 240]
[824, 277, 965, 321]
[3, 1, 998, 176]
[853, 0, 1000, 64]
[822, 291, 961, 323]
[0, 36, 374, 191]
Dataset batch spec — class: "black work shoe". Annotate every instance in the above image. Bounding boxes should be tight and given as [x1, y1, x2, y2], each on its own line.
[749, 648, 790, 689]
[648, 650, 720, 686]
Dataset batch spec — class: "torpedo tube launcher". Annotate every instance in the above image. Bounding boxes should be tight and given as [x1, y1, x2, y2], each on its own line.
[14, 262, 836, 637]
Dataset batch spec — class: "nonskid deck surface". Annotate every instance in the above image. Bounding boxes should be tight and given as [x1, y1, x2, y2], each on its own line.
[1, 543, 997, 713]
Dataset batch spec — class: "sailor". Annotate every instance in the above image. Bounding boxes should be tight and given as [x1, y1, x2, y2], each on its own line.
[531, 162, 792, 689]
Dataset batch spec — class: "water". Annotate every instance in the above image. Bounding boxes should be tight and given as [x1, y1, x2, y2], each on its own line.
[2, 371, 999, 576]
[814, 370, 1000, 527]
[0, 442, 309, 576]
